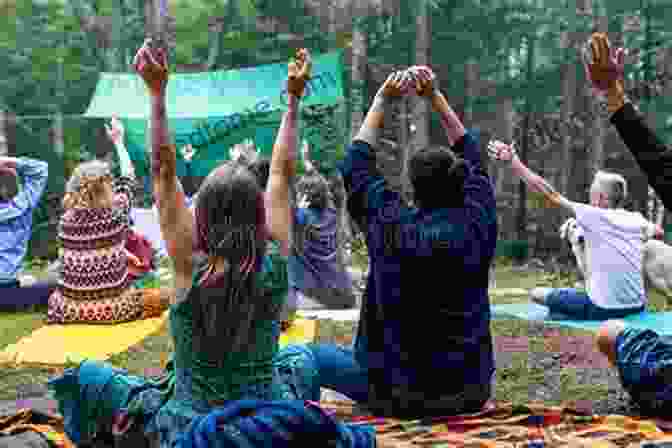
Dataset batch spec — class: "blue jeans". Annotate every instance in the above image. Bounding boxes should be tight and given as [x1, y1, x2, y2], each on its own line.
[273, 344, 369, 404]
[615, 327, 672, 415]
[275, 344, 491, 418]
[545, 288, 644, 320]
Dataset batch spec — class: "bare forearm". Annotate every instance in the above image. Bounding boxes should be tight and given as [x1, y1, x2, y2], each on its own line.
[271, 94, 299, 179]
[511, 157, 558, 199]
[150, 95, 172, 179]
[431, 91, 465, 146]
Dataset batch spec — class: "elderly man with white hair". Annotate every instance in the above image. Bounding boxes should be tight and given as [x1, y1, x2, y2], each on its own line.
[489, 140, 657, 320]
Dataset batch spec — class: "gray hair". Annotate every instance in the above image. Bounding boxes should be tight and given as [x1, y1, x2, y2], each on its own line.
[592, 170, 628, 208]
[66, 160, 112, 193]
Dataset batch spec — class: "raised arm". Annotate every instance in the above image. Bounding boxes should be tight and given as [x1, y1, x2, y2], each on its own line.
[585, 32, 672, 211]
[105, 115, 135, 178]
[133, 39, 193, 290]
[266, 49, 312, 256]
[0, 157, 48, 221]
[338, 72, 410, 224]
[410, 66, 466, 147]
[488, 140, 576, 215]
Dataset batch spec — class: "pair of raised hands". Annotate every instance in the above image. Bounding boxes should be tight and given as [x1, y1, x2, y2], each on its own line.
[132, 40, 314, 99]
[376, 66, 438, 99]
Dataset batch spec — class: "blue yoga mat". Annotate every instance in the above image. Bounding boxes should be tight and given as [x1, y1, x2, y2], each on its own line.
[491, 303, 672, 335]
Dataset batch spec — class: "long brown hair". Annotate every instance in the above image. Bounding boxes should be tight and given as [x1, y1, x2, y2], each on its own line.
[191, 161, 275, 357]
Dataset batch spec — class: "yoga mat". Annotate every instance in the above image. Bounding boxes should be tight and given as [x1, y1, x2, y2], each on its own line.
[322, 400, 672, 447]
[278, 318, 317, 347]
[0, 311, 169, 366]
[297, 309, 360, 321]
[491, 303, 672, 334]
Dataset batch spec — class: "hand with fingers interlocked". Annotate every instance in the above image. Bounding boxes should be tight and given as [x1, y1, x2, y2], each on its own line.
[376, 70, 414, 100]
[407, 65, 438, 98]
[487, 139, 518, 164]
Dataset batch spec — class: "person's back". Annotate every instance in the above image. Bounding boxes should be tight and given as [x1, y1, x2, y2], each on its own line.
[576, 203, 650, 309]
[289, 169, 355, 309]
[0, 158, 48, 285]
[168, 237, 288, 408]
[357, 132, 497, 411]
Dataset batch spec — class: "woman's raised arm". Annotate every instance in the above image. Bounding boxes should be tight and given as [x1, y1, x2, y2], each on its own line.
[133, 40, 194, 290]
[266, 49, 312, 255]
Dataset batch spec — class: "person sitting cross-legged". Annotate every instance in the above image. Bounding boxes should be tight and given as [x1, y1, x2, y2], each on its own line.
[276, 65, 498, 419]
[0, 155, 56, 309]
[46, 117, 171, 324]
[284, 140, 357, 315]
[489, 140, 654, 320]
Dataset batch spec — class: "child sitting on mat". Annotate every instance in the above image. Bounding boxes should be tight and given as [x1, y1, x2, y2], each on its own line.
[597, 320, 672, 416]
[46, 117, 170, 324]
[489, 140, 655, 321]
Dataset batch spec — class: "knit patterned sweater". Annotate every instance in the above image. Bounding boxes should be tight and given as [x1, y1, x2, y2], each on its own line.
[57, 176, 136, 302]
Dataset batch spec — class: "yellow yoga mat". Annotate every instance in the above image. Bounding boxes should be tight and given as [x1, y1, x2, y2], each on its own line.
[279, 318, 317, 347]
[0, 311, 169, 366]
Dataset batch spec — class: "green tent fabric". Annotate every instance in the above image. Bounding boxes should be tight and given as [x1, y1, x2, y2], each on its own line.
[84, 51, 345, 178]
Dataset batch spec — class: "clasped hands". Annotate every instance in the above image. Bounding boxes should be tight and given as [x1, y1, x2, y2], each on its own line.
[375, 65, 440, 100]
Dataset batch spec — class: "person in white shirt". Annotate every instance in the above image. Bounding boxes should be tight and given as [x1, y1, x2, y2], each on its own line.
[489, 140, 654, 320]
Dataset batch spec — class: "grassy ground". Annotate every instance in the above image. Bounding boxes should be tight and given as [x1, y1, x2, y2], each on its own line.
[0, 261, 670, 412]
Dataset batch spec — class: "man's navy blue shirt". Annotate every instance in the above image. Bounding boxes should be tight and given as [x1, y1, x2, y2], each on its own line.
[338, 131, 497, 398]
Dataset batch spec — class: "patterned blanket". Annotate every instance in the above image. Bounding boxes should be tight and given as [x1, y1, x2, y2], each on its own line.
[2, 401, 672, 447]
[320, 400, 672, 447]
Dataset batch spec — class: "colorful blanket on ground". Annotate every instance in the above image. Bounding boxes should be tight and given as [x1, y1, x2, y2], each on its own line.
[0, 408, 74, 448]
[2, 401, 672, 447]
[320, 400, 672, 447]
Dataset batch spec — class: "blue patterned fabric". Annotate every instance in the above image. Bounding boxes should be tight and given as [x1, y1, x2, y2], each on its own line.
[176, 400, 375, 448]
[615, 327, 672, 414]
[0, 158, 48, 284]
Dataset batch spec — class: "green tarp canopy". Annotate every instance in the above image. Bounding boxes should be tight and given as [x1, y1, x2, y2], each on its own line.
[84, 50, 345, 178]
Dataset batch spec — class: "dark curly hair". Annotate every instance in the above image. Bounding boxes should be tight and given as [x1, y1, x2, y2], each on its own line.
[409, 146, 468, 209]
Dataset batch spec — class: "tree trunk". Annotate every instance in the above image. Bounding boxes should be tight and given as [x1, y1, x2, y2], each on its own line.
[349, 1, 369, 140]
[410, 0, 430, 150]
[558, 7, 577, 199]
[0, 109, 7, 156]
[516, 36, 535, 248]
[402, 0, 430, 201]
[53, 112, 64, 158]
[207, 20, 223, 70]
[463, 59, 478, 125]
